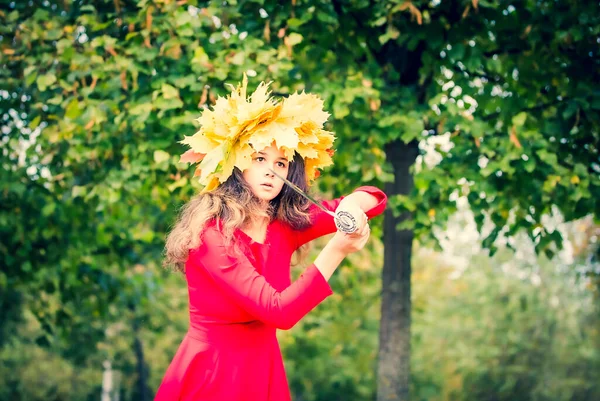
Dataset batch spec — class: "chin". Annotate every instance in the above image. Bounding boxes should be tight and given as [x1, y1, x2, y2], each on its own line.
[253, 193, 275, 203]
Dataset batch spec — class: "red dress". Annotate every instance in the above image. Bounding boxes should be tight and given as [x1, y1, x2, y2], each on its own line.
[155, 186, 387, 401]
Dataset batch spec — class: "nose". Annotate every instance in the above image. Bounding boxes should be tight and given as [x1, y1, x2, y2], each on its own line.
[265, 168, 274, 177]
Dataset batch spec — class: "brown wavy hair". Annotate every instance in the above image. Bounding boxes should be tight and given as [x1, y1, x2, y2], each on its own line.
[164, 153, 313, 272]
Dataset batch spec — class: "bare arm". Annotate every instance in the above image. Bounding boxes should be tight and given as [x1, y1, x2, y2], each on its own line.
[314, 223, 371, 281]
[314, 242, 347, 281]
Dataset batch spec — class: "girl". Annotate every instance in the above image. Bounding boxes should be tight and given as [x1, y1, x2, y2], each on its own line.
[155, 77, 387, 401]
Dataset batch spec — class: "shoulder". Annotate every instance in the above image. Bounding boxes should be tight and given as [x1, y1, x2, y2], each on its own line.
[272, 218, 297, 235]
[198, 219, 252, 257]
[190, 220, 240, 266]
[199, 219, 230, 247]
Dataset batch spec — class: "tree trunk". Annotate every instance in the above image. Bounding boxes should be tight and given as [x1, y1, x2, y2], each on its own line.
[377, 139, 419, 401]
[133, 317, 150, 401]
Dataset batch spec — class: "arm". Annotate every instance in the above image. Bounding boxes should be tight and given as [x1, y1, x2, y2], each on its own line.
[295, 186, 387, 248]
[190, 226, 341, 330]
[338, 190, 381, 213]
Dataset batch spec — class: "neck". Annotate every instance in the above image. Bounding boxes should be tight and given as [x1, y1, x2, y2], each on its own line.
[242, 215, 269, 244]
[243, 213, 268, 228]
[254, 216, 270, 229]
[245, 198, 272, 229]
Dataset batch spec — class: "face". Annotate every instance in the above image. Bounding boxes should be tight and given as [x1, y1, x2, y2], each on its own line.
[242, 144, 289, 204]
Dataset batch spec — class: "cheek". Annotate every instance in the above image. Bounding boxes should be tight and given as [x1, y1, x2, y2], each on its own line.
[243, 169, 257, 183]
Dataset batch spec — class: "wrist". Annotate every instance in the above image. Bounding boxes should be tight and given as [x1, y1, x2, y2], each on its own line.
[323, 240, 348, 259]
[314, 241, 347, 281]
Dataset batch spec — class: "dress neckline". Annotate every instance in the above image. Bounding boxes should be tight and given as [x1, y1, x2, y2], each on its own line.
[236, 221, 275, 246]
[209, 218, 274, 246]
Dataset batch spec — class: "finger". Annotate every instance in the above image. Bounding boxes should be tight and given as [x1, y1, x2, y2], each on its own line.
[362, 226, 371, 241]
[347, 229, 361, 238]
[353, 222, 369, 237]
[354, 233, 369, 251]
[359, 208, 367, 222]
[348, 224, 368, 240]
[355, 211, 367, 232]
[361, 223, 370, 236]
[360, 230, 371, 246]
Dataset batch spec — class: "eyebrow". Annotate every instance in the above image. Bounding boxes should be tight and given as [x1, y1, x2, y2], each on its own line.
[258, 151, 288, 162]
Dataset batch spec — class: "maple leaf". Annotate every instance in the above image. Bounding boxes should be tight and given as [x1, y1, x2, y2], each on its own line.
[179, 74, 335, 191]
[179, 149, 206, 164]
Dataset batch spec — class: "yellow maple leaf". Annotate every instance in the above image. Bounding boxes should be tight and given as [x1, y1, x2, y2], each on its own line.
[198, 145, 225, 183]
[180, 134, 217, 154]
[280, 92, 330, 126]
[179, 74, 335, 190]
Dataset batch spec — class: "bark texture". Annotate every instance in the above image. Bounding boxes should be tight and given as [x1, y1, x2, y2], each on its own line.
[377, 139, 418, 401]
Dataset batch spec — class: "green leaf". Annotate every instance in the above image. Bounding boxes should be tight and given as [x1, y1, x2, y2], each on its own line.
[24, 65, 36, 80]
[286, 33, 303, 46]
[536, 149, 558, 166]
[46, 29, 62, 40]
[42, 203, 56, 217]
[154, 96, 183, 110]
[372, 16, 387, 26]
[64, 99, 81, 119]
[161, 83, 180, 100]
[400, 129, 419, 143]
[192, 47, 209, 65]
[378, 26, 400, 45]
[36, 73, 57, 92]
[512, 112, 527, 127]
[129, 102, 153, 116]
[287, 18, 305, 28]
[448, 44, 465, 60]
[72, 186, 87, 198]
[29, 115, 41, 129]
[153, 150, 170, 163]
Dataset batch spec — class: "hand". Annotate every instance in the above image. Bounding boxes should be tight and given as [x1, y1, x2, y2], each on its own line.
[334, 199, 368, 234]
[328, 222, 371, 255]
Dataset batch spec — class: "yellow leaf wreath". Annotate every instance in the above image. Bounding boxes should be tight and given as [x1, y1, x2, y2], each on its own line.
[179, 75, 336, 192]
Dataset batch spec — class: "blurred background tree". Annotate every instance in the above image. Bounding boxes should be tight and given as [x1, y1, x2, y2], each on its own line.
[1, 0, 598, 400]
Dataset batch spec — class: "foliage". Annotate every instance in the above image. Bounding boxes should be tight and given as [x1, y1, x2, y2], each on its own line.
[1, 0, 599, 399]
[0, 312, 100, 401]
[281, 236, 384, 401]
[3, 227, 598, 401]
[299, 0, 598, 254]
[286, 231, 600, 401]
[411, 246, 600, 401]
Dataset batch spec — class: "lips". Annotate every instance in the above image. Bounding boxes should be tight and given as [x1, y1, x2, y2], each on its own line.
[260, 183, 273, 189]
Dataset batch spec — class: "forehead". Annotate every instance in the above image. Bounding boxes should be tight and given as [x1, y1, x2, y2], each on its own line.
[256, 144, 287, 159]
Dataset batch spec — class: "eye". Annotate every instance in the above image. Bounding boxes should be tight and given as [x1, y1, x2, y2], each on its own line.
[277, 161, 287, 168]
[255, 156, 265, 162]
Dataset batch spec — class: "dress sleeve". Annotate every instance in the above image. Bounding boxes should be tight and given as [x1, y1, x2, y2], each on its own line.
[295, 185, 387, 248]
[189, 226, 333, 330]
